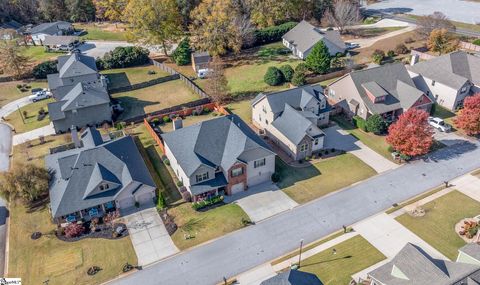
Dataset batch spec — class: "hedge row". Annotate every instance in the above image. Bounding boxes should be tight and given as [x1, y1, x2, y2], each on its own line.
[353, 116, 367, 131]
[253, 22, 298, 46]
[192, 195, 224, 210]
[97, 46, 150, 70]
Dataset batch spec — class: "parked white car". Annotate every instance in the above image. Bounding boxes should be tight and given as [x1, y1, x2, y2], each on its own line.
[197, 68, 209, 79]
[28, 90, 51, 102]
[345, 42, 360, 49]
[428, 116, 452, 132]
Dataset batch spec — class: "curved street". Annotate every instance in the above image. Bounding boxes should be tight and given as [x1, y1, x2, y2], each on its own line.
[113, 139, 480, 285]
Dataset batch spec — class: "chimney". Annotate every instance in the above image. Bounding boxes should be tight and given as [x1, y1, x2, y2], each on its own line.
[71, 126, 81, 148]
[410, 54, 419, 66]
[173, 117, 183, 130]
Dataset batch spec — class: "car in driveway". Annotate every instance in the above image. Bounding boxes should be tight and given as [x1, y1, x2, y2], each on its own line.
[346, 42, 360, 49]
[428, 116, 452, 132]
[28, 89, 51, 102]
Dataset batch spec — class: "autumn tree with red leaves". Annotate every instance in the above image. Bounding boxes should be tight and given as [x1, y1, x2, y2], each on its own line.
[454, 94, 480, 136]
[386, 109, 434, 157]
[65, 223, 85, 238]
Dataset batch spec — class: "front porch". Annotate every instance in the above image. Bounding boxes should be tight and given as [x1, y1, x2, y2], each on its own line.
[58, 201, 117, 224]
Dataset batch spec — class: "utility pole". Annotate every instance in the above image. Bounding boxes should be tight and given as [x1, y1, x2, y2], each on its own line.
[298, 239, 304, 268]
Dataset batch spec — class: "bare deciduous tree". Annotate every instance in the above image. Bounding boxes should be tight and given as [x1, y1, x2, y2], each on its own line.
[0, 41, 30, 79]
[325, 0, 360, 34]
[417, 11, 456, 38]
[205, 56, 229, 103]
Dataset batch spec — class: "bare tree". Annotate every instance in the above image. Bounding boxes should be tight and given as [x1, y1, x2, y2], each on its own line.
[234, 14, 256, 48]
[417, 11, 456, 38]
[205, 56, 229, 103]
[0, 41, 30, 79]
[325, 0, 360, 34]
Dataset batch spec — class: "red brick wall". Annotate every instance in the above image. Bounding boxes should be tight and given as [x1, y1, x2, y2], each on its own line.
[225, 162, 247, 196]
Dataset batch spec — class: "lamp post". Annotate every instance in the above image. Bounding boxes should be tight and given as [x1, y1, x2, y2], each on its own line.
[298, 239, 304, 268]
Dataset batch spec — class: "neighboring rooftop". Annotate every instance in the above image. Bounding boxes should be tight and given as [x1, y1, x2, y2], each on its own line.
[348, 63, 427, 114]
[260, 270, 323, 285]
[408, 51, 480, 89]
[0, 20, 23, 30]
[28, 21, 72, 35]
[43, 35, 79, 46]
[46, 127, 155, 218]
[192, 51, 211, 64]
[161, 115, 274, 177]
[252, 84, 325, 114]
[282, 20, 345, 54]
[368, 243, 480, 285]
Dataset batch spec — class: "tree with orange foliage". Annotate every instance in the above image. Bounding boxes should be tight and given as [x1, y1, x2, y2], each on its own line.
[454, 94, 480, 136]
[386, 109, 434, 157]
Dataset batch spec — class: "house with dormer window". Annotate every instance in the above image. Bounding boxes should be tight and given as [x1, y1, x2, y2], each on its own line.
[161, 115, 276, 201]
[326, 63, 433, 122]
[46, 127, 156, 224]
[251, 84, 330, 161]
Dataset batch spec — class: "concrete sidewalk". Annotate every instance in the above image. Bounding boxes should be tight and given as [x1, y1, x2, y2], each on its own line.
[12, 123, 55, 146]
[453, 174, 480, 202]
[0, 123, 13, 172]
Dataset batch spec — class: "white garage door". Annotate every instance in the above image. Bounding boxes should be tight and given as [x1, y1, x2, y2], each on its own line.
[248, 171, 271, 186]
[231, 183, 244, 195]
[118, 197, 135, 209]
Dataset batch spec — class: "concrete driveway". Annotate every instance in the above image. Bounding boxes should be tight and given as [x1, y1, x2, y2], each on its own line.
[433, 129, 469, 147]
[122, 206, 179, 266]
[225, 182, 298, 223]
[78, 41, 134, 58]
[0, 123, 12, 172]
[323, 126, 399, 173]
[12, 123, 55, 146]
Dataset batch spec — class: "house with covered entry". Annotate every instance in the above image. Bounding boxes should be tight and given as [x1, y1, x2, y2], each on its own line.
[26, 21, 74, 45]
[408, 51, 480, 111]
[326, 63, 433, 122]
[252, 85, 330, 161]
[282, 20, 346, 59]
[47, 51, 111, 133]
[46, 127, 156, 224]
[161, 115, 276, 201]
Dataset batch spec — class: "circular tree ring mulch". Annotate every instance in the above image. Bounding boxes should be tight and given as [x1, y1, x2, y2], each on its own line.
[87, 266, 102, 276]
[31, 232, 42, 240]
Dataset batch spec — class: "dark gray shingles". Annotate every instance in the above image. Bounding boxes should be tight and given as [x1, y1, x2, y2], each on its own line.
[60, 82, 110, 112]
[57, 51, 98, 79]
[190, 173, 228, 195]
[43, 35, 78, 46]
[460, 244, 480, 262]
[260, 270, 323, 285]
[252, 85, 324, 114]
[28, 21, 71, 35]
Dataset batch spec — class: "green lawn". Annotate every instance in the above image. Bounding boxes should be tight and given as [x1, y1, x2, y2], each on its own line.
[404, 14, 480, 33]
[8, 203, 137, 285]
[12, 134, 71, 167]
[158, 112, 222, 133]
[300, 235, 386, 285]
[396, 190, 480, 260]
[5, 98, 53, 133]
[225, 42, 302, 98]
[227, 100, 252, 123]
[277, 154, 377, 204]
[0, 81, 47, 107]
[75, 23, 127, 41]
[169, 202, 249, 250]
[111, 80, 199, 120]
[101, 65, 171, 90]
[332, 115, 393, 161]
[21, 46, 58, 62]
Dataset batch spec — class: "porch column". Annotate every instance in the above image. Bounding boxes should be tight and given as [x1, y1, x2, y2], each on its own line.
[101, 204, 106, 213]
[78, 210, 83, 219]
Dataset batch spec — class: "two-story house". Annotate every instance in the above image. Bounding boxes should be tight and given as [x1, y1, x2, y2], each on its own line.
[161, 115, 276, 201]
[326, 63, 433, 122]
[47, 51, 111, 133]
[252, 85, 329, 161]
[408, 51, 480, 111]
[46, 127, 156, 224]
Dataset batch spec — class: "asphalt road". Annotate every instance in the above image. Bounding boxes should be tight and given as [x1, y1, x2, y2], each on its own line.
[114, 139, 480, 285]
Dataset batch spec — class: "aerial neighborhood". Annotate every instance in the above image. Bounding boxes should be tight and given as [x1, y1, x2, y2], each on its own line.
[1, 0, 480, 285]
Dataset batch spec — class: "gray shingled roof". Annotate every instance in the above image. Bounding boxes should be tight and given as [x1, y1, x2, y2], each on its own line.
[161, 115, 274, 177]
[408, 51, 480, 89]
[252, 84, 325, 115]
[46, 128, 155, 218]
[47, 82, 110, 120]
[190, 172, 228, 195]
[349, 63, 428, 114]
[57, 51, 98, 79]
[460, 244, 480, 262]
[369, 243, 480, 285]
[192, 51, 211, 64]
[270, 104, 324, 145]
[43, 35, 78, 46]
[0, 20, 23, 30]
[28, 21, 72, 35]
[282, 20, 345, 54]
[260, 270, 323, 285]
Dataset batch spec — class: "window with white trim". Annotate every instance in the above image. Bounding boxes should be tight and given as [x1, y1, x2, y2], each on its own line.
[254, 158, 266, 168]
[314, 139, 319, 145]
[300, 144, 308, 152]
[231, 168, 244, 177]
[195, 172, 209, 183]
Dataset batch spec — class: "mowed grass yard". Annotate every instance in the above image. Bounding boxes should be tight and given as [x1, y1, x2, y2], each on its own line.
[101, 65, 171, 90]
[12, 134, 71, 167]
[75, 22, 127, 41]
[112, 79, 199, 120]
[5, 98, 53, 133]
[20, 46, 58, 62]
[227, 100, 252, 123]
[277, 154, 377, 204]
[300, 235, 386, 285]
[8, 203, 137, 285]
[0, 81, 47, 107]
[396, 191, 480, 260]
[332, 115, 393, 161]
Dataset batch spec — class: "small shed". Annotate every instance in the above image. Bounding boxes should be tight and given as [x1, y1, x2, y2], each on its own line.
[43, 35, 80, 51]
[191, 51, 211, 72]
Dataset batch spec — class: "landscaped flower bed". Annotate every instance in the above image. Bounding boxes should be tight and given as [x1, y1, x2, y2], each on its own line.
[56, 222, 128, 242]
[192, 195, 224, 211]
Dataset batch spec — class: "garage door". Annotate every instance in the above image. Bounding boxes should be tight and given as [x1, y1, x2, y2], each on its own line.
[231, 183, 244, 195]
[118, 197, 135, 209]
[136, 192, 153, 205]
[248, 171, 271, 186]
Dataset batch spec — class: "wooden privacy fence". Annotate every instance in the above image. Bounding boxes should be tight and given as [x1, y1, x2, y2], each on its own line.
[410, 48, 437, 61]
[109, 74, 179, 94]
